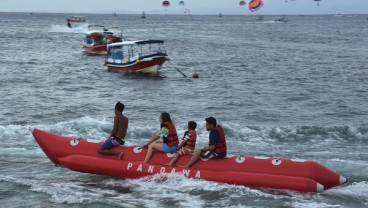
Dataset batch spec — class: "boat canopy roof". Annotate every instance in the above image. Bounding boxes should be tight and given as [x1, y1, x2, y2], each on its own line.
[108, 40, 164, 48]
[85, 25, 107, 34]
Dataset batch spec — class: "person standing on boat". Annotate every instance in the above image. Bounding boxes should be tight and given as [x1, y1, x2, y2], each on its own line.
[143, 112, 179, 163]
[164, 121, 197, 166]
[179, 117, 227, 168]
[97, 102, 128, 160]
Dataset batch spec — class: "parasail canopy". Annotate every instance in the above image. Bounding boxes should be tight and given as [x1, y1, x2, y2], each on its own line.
[248, 0, 264, 12]
[162, 1, 170, 7]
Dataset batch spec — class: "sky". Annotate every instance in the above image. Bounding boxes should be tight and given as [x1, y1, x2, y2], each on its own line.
[0, 0, 367, 15]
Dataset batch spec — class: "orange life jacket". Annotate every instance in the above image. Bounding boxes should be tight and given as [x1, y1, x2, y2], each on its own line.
[184, 130, 197, 150]
[163, 121, 179, 146]
[214, 125, 227, 154]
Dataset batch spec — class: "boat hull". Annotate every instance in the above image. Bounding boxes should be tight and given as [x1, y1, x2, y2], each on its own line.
[106, 56, 167, 75]
[59, 155, 323, 193]
[67, 20, 86, 22]
[83, 44, 107, 55]
[66, 16, 86, 22]
[31, 128, 347, 193]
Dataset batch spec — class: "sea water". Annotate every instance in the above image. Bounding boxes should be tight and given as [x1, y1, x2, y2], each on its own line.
[0, 12, 368, 207]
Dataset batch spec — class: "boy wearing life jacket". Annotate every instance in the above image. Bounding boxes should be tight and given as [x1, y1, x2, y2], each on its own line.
[164, 121, 197, 166]
[179, 117, 227, 168]
[97, 102, 128, 160]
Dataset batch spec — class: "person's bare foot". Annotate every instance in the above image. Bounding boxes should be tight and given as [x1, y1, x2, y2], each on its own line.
[163, 163, 173, 166]
[118, 152, 124, 160]
[177, 165, 188, 168]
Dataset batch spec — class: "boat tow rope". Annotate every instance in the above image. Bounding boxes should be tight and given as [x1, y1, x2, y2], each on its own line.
[167, 59, 187, 78]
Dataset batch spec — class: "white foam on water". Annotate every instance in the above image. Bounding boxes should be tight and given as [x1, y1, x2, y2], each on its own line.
[2, 164, 365, 207]
[49, 24, 89, 34]
[290, 201, 342, 208]
[122, 172, 295, 207]
[262, 20, 289, 24]
[323, 181, 368, 205]
[284, 181, 368, 208]
[26, 116, 113, 142]
[122, 173, 206, 207]
[0, 147, 45, 157]
[0, 124, 34, 142]
[1, 174, 118, 206]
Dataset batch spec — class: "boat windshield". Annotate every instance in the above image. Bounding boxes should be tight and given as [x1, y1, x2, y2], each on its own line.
[87, 33, 104, 44]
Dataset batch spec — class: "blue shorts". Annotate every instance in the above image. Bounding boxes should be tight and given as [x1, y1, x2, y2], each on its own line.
[101, 136, 125, 150]
[201, 150, 227, 159]
[162, 143, 178, 154]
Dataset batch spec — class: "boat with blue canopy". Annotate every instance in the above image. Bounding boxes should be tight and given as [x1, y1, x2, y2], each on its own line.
[104, 40, 168, 75]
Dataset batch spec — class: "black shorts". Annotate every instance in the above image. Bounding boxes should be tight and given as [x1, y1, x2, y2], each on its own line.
[200, 150, 227, 159]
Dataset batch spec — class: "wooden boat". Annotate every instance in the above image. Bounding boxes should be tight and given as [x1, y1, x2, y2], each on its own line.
[274, 17, 288, 23]
[83, 25, 122, 55]
[104, 40, 168, 75]
[66, 16, 86, 22]
[31, 128, 347, 193]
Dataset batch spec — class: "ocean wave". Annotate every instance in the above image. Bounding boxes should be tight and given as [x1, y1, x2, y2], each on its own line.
[1, 118, 368, 153]
[49, 24, 89, 34]
[320, 181, 368, 207]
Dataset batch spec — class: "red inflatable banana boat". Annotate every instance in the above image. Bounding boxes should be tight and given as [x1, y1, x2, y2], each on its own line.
[31, 128, 347, 193]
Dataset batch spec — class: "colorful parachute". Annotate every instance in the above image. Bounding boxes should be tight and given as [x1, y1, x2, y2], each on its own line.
[179, 1, 185, 6]
[162, 1, 170, 7]
[239, 1, 246, 7]
[248, 0, 264, 12]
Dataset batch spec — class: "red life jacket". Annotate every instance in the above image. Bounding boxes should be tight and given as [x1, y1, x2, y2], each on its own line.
[184, 130, 197, 150]
[214, 125, 227, 154]
[163, 121, 179, 146]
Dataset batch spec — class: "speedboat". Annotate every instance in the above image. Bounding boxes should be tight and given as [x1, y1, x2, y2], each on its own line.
[66, 16, 86, 22]
[104, 40, 168, 75]
[274, 17, 288, 23]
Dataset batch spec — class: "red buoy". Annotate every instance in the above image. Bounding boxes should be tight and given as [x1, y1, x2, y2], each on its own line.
[192, 72, 199, 78]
